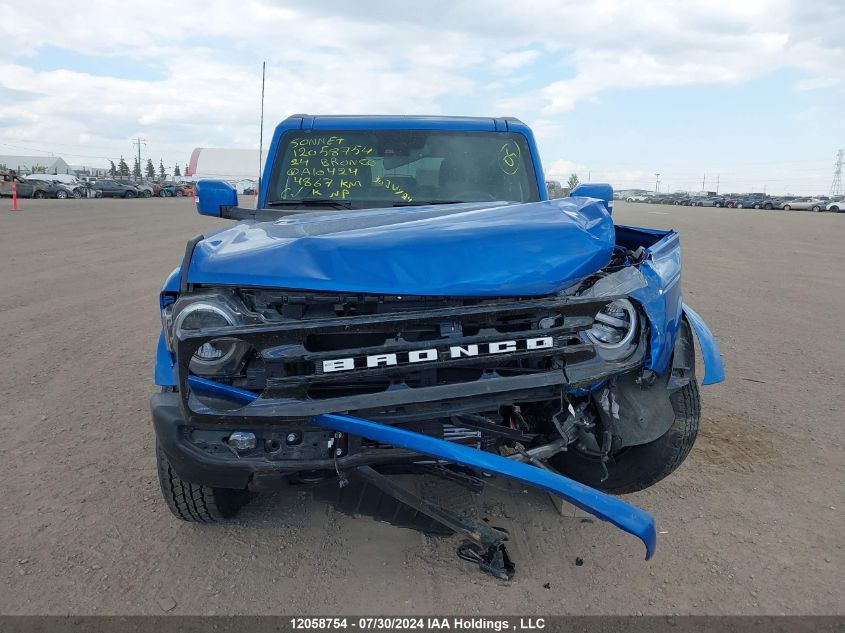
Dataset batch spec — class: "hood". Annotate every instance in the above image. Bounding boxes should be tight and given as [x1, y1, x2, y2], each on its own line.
[187, 198, 615, 297]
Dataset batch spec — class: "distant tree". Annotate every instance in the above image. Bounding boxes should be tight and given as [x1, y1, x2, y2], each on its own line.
[567, 173, 580, 191]
[118, 156, 130, 178]
[31, 164, 47, 174]
[109, 160, 117, 177]
[145, 158, 155, 179]
[158, 159, 166, 179]
[173, 164, 181, 177]
[132, 157, 141, 179]
[0, 163, 6, 171]
[184, 164, 189, 176]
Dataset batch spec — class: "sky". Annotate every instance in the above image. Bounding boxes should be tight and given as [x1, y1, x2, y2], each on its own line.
[1, 0, 844, 195]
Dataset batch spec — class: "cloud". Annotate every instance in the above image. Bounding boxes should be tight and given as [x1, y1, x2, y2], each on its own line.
[0, 0, 843, 182]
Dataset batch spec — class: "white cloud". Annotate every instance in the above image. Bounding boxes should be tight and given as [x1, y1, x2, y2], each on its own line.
[0, 0, 843, 190]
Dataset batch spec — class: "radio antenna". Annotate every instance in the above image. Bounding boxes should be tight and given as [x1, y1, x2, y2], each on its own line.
[258, 61, 266, 199]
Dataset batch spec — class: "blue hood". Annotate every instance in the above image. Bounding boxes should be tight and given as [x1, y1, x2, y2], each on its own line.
[187, 198, 615, 297]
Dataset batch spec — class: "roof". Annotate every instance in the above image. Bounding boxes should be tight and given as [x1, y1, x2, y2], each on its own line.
[277, 115, 527, 133]
[0, 155, 68, 169]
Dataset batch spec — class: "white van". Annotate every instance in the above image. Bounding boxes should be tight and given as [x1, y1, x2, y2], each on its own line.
[26, 173, 80, 186]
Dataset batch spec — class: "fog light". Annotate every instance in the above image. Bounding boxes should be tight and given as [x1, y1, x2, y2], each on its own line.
[228, 431, 257, 452]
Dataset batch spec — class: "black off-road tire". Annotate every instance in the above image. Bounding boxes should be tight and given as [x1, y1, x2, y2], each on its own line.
[550, 381, 701, 494]
[156, 443, 249, 522]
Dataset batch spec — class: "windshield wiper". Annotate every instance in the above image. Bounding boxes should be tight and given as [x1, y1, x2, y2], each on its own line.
[266, 199, 354, 209]
[391, 200, 465, 206]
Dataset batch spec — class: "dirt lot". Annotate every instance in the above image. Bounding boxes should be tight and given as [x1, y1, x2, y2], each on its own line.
[0, 196, 842, 615]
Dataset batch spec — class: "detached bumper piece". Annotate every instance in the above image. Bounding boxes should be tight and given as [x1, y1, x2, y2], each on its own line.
[313, 413, 658, 579]
[354, 466, 515, 580]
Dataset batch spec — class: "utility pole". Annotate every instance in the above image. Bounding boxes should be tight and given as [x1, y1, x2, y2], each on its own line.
[701, 173, 706, 191]
[654, 173, 660, 194]
[716, 174, 720, 194]
[831, 149, 844, 197]
[132, 137, 147, 181]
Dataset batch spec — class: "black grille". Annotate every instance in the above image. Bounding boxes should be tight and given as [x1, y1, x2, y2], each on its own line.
[176, 291, 623, 420]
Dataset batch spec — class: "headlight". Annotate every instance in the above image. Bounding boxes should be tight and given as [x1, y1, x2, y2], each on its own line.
[173, 301, 247, 376]
[586, 298, 638, 359]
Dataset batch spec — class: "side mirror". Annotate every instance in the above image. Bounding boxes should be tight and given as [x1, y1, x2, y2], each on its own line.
[195, 180, 238, 217]
[569, 183, 614, 214]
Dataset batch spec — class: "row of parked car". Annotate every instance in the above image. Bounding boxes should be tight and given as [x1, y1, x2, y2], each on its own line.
[624, 192, 844, 212]
[0, 172, 195, 200]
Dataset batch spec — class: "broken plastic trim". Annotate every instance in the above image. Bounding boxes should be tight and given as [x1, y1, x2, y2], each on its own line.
[312, 413, 657, 560]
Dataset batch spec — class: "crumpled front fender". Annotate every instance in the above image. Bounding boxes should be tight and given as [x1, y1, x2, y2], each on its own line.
[313, 413, 657, 560]
[682, 304, 725, 386]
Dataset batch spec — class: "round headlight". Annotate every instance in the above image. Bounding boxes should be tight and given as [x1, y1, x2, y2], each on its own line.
[174, 303, 241, 374]
[586, 299, 638, 350]
[174, 302, 234, 333]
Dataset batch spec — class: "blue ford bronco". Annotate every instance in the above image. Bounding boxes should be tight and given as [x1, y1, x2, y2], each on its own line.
[152, 115, 724, 578]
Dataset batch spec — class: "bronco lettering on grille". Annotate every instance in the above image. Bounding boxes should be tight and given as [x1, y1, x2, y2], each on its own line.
[321, 336, 554, 374]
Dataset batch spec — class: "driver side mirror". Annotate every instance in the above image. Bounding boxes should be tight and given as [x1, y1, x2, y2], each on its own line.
[195, 180, 238, 217]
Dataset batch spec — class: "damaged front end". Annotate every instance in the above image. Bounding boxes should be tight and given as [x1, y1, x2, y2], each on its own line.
[152, 193, 724, 578]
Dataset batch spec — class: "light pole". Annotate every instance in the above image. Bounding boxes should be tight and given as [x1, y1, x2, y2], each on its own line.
[654, 173, 661, 194]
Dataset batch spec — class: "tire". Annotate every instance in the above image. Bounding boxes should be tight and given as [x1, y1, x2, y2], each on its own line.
[124, 190, 136, 198]
[832, 206, 841, 213]
[56, 190, 68, 199]
[33, 190, 47, 199]
[736, 203, 743, 209]
[715, 202, 722, 207]
[95, 191, 103, 198]
[156, 442, 249, 522]
[175, 189, 183, 197]
[72, 190, 82, 199]
[143, 189, 152, 198]
[159, 190, 168, 197]
[782, 205, 791, 211]
[754, 204, 761, 209]
[811, 205, 821, 212]
[549, 381, 701, 494]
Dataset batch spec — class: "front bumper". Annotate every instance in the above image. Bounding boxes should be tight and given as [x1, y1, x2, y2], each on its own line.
[151, 392, 656, 560]
[152, 391, 423, 490]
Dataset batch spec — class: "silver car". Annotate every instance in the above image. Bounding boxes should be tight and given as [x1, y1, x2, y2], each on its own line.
[781, 197, 825, 211]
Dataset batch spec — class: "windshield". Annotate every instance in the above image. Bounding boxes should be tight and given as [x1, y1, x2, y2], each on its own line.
[267, 129, 539, 208]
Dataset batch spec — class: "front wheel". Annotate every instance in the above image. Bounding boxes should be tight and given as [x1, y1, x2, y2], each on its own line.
[33, 190, 47, 199]
[782, 205, 791, 211]
[764, 203, 773, 210]
[175, 190, 183, 197]
[124, 190, 136, 198]
[56, 190, 68, 199]
[143, 189, 152, 198]
[811, 205, 821, 212]
[549, 381, 701, 494]
[156, 443, 249, 522]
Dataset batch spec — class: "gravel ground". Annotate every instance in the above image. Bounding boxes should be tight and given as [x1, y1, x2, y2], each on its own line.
[0, 197, 842, 615]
